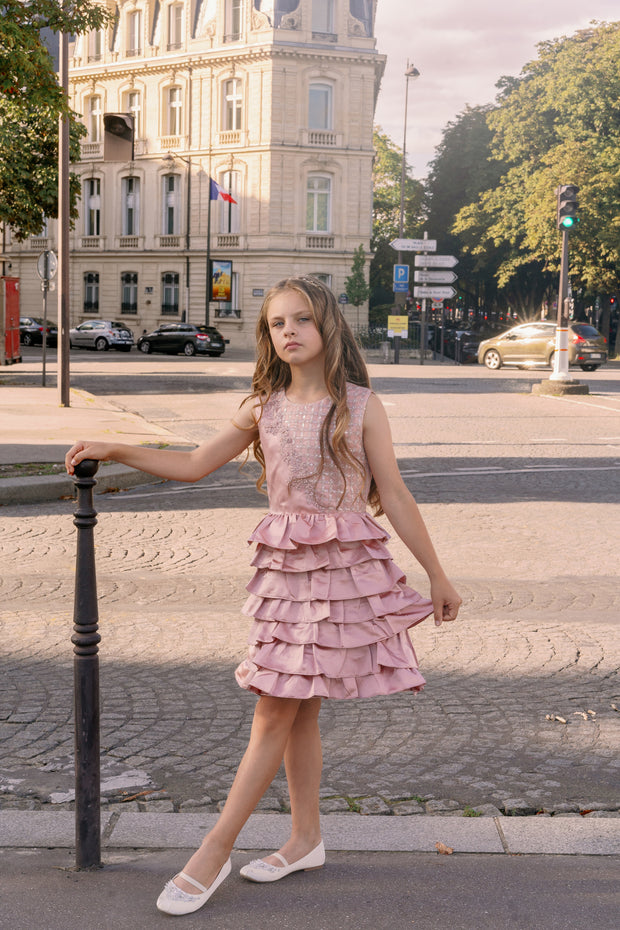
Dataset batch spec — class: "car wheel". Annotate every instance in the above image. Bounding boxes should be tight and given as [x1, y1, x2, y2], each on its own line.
[483, 349, 502, 370]
[139, 341, 151, 354]
[94, 337, 109, 352]
[548, 351, 555, 369]
[22, 333, 33, 346]
[183, 341, 196, 357]
[580, 364, 599, 371]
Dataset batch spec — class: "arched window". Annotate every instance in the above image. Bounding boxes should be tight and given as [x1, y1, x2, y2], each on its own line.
[306, 175, 331, 232]
[122, 177, 141, 236]
[84, 178, 101, 235]
[88, 95, 102, 142]
[168, 2, 183, 48]
[162, 174, 180, 234]
[167, 86, 183, 135]
[126, 90, 142, 138]
[222, 78, 242, 131]
[218, 170, 240, 233]
[127, 10, 142, 55]
[309, 83, 332, 130]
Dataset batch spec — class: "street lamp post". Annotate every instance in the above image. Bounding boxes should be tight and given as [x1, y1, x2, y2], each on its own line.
[396, 63, 420, 363]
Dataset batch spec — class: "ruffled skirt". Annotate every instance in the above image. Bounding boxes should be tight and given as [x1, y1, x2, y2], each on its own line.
[234, 512, 432, 700]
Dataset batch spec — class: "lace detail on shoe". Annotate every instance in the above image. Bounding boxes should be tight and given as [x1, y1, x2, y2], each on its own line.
[247, 858, 280, 873]
[163, 879, 201, 901]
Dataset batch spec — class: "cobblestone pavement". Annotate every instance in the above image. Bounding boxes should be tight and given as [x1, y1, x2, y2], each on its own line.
[1, 363, 619, 817]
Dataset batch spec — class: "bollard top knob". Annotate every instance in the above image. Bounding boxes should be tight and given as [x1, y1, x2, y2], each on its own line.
[74, 459, 100, 478]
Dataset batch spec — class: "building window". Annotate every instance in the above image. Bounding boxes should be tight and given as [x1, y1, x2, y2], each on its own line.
[88, 29, 103, 61]
[168, 2, 183, 48]
[223, 78, 242, 131]
[312, 0, 334, 33]
[126, 90, 141, 138]
[219, 171, 240, 233]
[127, 10, 142, 55]
[162, 272, 180, 314]
[224, 0, 242, 41]
[121, 272, 138, 314]
[349, 0, 372, 36]
[167, 86, 183, 136]
[162, 174, 180, 234]
[84, 272, 100, 312]
[122, 177, 140, 236]
[306, 175, 331, 232]
[84, 178, 101, 236]
[88, 95, 102, 142]
[309, 83, 332, 129]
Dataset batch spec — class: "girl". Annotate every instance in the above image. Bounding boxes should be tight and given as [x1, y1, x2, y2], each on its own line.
[66, 275, 461, 916]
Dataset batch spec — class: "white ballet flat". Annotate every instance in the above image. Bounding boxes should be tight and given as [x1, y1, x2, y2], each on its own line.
[156, 858, 231, 915]
[240, 841, 325, 883]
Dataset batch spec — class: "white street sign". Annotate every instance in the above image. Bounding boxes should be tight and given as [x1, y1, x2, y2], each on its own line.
[413, 285, 456, 299]
[414, 254, 458, 268]
[390, 238, 437, 252]
[414, 270, 458, 284]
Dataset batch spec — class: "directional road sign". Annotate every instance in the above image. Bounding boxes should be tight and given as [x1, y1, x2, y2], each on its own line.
[390, 238, 437, 252]
[414, 254, 458, 268]
[414, 270, 458, 284]
[413, 285, 457, 300]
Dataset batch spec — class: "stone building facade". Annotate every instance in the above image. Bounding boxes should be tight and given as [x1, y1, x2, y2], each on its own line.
[7, 1, 385, 346]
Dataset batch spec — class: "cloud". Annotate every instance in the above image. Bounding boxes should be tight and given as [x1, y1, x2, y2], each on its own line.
[373, 0, 618, 175]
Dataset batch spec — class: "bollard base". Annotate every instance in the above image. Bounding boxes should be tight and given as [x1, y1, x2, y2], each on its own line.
[532, 379, 589, 396]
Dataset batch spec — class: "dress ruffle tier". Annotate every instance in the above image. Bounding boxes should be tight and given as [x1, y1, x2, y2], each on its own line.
[234, 512, 432, 700]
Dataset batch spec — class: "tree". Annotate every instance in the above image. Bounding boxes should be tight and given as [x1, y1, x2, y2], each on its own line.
[0, 1, 111, 240]
[370, 128, 424, 314]
[452, 21, 620, 313]
[345, 244, 371, 310]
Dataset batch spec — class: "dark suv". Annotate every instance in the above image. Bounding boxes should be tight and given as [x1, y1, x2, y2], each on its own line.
[20, 316, 58, 347]
[137, 324, 226, 357]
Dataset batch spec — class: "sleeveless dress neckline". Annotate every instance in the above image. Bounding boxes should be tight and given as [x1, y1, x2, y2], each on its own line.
[234, 383, 432, 700]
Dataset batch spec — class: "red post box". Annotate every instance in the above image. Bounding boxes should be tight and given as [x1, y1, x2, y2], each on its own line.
[1, 277, 21, 364]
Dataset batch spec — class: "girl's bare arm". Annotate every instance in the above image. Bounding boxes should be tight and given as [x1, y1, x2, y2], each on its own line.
[65, 399, 258, 483]
[363, 393, 461, 624]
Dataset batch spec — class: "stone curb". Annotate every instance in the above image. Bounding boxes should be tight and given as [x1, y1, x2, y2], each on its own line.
[0, 463, 165, 506]
[1, 811, 619, 856]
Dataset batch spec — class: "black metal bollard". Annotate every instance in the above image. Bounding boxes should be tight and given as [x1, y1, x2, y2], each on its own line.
[71, 459, 102, 869]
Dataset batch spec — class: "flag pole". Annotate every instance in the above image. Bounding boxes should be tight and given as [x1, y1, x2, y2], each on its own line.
[205, 181, 211, 327]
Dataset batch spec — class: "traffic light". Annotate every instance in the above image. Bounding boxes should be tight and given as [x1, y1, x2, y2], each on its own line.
[556, 184, 579, 230]
[103, 113, 134, 161]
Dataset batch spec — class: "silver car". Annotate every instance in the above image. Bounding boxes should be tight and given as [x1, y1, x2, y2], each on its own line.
[69, 320, 134, 352]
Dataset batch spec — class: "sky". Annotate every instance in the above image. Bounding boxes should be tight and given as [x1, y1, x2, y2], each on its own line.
[373, 0, 618, 178]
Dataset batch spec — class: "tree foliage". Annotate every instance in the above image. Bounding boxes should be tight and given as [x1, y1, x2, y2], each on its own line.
[345, 244, 371, 308]
[370, 128, 424, 311]
[0, 1, 111, 239]
[452, 21, 620, 305]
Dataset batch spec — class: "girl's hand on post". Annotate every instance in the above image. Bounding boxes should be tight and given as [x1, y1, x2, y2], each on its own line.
[430, 577, 462, 627]
[65, 441, 113, 476]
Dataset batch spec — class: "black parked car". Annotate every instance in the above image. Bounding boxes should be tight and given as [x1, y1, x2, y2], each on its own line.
[20, 316, 58, 347]
[137, 324, 227, 357]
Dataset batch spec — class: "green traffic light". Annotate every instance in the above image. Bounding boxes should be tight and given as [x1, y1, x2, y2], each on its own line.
[560, 216, 575, 228]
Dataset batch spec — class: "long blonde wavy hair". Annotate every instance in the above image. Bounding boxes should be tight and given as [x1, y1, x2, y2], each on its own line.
[246, 275, 382, 515]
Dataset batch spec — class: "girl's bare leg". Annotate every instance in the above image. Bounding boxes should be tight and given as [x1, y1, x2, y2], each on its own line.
[174, 695, 303, 893]
[262, 696, 323, 866]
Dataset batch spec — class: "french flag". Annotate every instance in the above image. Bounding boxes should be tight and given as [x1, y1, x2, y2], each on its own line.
[210, 178, 237, 203]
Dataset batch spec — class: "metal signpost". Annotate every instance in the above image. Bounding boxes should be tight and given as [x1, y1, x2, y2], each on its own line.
[390, 236, 439, 364]
[36, 250, 57, 387]
[412, 252, 459, 365]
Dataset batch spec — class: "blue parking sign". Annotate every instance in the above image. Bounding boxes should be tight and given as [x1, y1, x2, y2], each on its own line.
[393, 264, 409, 292]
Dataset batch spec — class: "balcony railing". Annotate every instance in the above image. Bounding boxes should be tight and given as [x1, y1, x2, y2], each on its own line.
[118, 236, 140, 248]
[81, 236, 103, 249]
[308, 130, 337, 146]
[217, 234, 239, 248]
[306, 235, 334, 249]
[81, 142, 103, 159]
[159, 235, 180, 247]
[217, 130, 241, 146]
[30, 237, 49, 250]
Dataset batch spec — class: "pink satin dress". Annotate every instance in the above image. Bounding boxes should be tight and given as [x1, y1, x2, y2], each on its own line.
[234, 384, 432, 700]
